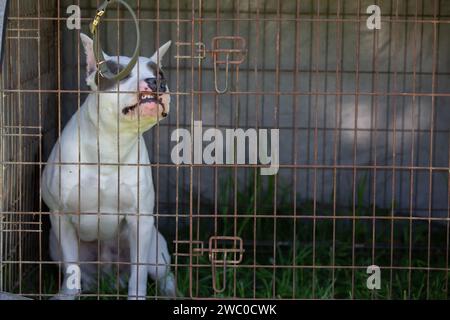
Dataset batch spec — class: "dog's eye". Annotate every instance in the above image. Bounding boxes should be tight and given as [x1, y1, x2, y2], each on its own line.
[106, 61, 125, 74]
[95, 61, 131, 90]
[147, 61, 165, 80]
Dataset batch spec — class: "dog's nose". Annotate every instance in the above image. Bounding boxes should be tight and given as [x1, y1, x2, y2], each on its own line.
[145, 77, 167, 93]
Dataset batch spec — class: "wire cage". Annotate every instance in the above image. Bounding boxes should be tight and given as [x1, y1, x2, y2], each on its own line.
[0, 0, 449, 300]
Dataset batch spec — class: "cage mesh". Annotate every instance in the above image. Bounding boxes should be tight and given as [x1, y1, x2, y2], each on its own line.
[0, 0, 449, 299]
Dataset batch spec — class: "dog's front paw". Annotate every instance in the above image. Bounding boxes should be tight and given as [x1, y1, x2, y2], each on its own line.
[50, 289, 81, 300]
[127, 286, 147, 300]
[127, 294, 147, 300]
[158, 273, 179, 298]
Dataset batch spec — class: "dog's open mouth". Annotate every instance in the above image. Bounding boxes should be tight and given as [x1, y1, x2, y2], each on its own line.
[122, 92, 168, 117]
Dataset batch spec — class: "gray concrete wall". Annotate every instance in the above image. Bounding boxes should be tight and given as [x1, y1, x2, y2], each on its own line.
[58, 0, 449, 221]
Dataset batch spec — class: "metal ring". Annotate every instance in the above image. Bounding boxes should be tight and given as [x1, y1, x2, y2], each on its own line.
[89, 0, 140, 82]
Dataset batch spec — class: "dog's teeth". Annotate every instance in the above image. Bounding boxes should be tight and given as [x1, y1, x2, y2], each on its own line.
[139, 93, 161, 102]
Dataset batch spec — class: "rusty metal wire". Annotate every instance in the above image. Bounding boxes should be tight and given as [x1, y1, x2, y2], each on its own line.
[0, 0, 449, 300]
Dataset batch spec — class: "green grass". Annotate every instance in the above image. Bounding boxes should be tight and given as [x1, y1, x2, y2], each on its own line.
[16, 171, 450, 299]
[172, 171, 449, 299]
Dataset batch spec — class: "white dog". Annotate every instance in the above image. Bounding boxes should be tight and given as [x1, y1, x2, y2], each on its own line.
[41, 33, 175, 299]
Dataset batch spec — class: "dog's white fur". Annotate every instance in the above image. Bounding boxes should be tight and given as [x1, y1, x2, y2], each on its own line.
[41, 33, 175, 299]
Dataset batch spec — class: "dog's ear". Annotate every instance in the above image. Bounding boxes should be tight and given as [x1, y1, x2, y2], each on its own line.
[80, 33, 97, 76]
[150, 41, 171, 65]
[80, 33, 109, 76]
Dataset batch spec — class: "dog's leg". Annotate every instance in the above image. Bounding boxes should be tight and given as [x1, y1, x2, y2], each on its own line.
[49, 213, 81, 300]
[148, 227, 177, 297]
[127, 215, 153, 300]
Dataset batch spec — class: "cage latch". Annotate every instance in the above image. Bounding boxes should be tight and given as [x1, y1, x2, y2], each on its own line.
[173, 236, 244, 294]
[174, 42, 206, 61]
[211, 36, 247, 94]
[208, 236, 244, 293]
